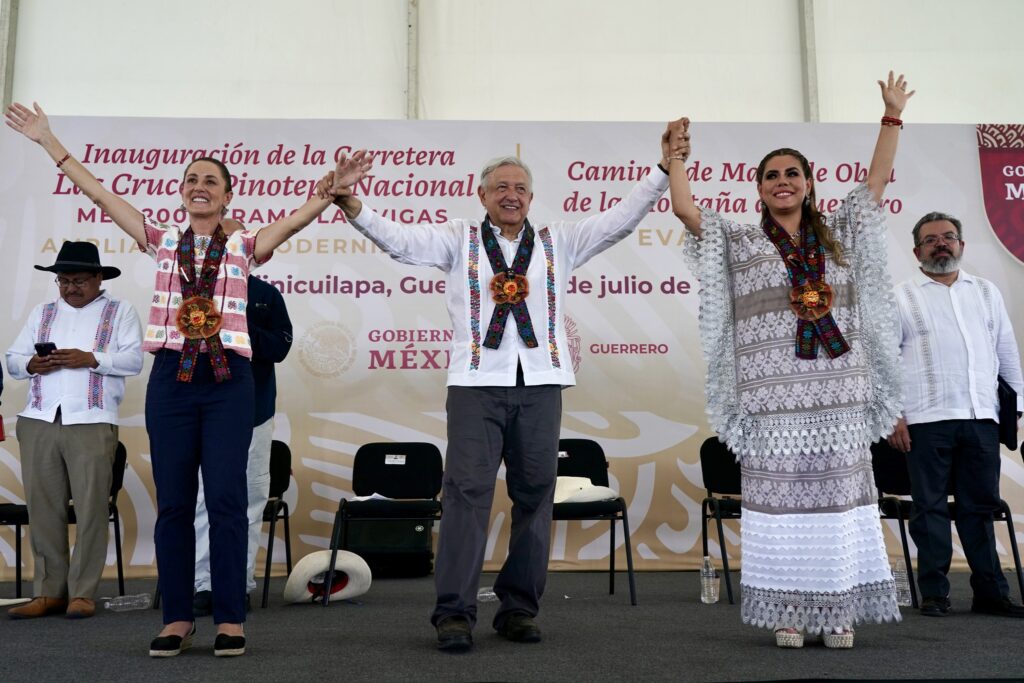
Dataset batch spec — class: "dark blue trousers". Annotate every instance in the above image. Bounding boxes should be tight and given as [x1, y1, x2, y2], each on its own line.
[146, 350, 253, 624]
[906, 419, 1008, 601]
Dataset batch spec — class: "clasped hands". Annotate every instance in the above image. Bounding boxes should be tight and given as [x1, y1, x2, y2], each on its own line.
[662, 117, 691, 167]
[28, 348, 98, 375]
[314, 149, 373, 204]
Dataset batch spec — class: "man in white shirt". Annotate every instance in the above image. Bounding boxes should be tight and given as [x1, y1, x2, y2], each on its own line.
[889, 212, 1024, 618]
[329, 123, 686, 652]
[5, 241, 143, 620]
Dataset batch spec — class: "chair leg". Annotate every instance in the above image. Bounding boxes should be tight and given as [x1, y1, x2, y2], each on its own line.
[701, 500, 710, 557]
[322, 507, 345, 607]
[619, 505, 637, 606]
[897, 514, 918, 609]
[15, 523, 22, 599]
[263, 511, 278, 609]
[112, 508, 125, 596]
[608, 516, 617, 596]
[283, 506, 293, 573]
[712, 504, 734, 605]
[153, 582, 161, 609]
[1000, 503, 1024, 603]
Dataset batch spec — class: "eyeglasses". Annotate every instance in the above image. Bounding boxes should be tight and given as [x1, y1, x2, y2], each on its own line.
[55, 275, 96, 288]
[918, 232, 961, 247]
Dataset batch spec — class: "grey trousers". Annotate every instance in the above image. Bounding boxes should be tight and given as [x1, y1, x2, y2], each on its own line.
[16, 415, 117, 599]
[432, 384, 561, 629]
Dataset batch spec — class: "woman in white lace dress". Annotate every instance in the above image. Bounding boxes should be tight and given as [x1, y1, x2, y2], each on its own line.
[669, 73, 914, 649]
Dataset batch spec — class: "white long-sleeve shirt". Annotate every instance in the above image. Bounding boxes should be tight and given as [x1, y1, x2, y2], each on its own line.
[895, 270, 1023, 425]
[6, 291, 143, 425]
[350, 171, 668, 387]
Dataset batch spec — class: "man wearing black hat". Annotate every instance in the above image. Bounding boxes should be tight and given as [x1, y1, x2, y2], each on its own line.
[5, 241, 143, 620]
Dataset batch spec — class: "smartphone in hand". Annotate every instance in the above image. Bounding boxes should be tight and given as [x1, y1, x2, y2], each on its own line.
[34, 342, 57, 357]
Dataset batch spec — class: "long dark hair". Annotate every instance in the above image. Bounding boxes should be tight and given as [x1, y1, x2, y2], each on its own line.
[756, 148, 845, 265]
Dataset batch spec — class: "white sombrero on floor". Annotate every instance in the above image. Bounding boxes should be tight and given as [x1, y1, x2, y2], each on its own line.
[553, 475, 618, 504]
[283, 550, 372, 604]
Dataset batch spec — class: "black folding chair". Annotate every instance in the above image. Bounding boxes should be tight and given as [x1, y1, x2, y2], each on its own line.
[699, 436, 741, 605]
[0, 503, 29, 597]
[2, 441, 128, 598]
[322, 442, 443, 606]
[870, 440, 920, 608]
[260, 440, 294, 607]
[553, 438, 637, 605]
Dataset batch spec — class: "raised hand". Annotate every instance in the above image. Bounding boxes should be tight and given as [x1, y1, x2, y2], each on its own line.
[5, 102, 53, 143]
[663, 117, 691, 163]
[878, 71, 915, 116]
[331, 149, 373, 194]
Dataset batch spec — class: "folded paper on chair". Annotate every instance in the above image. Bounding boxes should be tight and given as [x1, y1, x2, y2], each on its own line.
[553, 476, 617, 504]
[997, 375, 1019, 450]
[349, 493, 393, 502]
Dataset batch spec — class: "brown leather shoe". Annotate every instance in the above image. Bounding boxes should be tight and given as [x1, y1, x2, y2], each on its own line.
[8, 597, 68, 620]
[66, 598, 96, 619]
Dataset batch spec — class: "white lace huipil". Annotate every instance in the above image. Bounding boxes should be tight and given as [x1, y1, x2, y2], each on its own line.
[683, 183, 902, 462]
[683, 183, 903, 632]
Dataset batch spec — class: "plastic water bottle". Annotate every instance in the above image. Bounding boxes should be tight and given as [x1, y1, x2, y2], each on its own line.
[476, 586, 498, 603]
[700, 556, 720, 604]
[101, 593, 152, 612]
[891, 558, 912, 607]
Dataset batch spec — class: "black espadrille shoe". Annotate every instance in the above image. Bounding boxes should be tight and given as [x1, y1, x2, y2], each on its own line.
[214, 633, 246, 657]
[149, 623, 196, 658]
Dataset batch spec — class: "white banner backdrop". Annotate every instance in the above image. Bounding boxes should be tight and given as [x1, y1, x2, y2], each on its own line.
[1, 117, 1022, 579]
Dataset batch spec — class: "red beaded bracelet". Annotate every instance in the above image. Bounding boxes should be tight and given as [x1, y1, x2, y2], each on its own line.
[881, 116, 903, 129]
[56, 152, 71, 168]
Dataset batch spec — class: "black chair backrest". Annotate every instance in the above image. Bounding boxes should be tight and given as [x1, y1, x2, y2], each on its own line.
[269, 440, 292, 499]
[352, 442, 443, 499]
[699, 437, 741, 496]
[556, 439, 609, 487]
[869, 440, 913, 496]
[110, 441, 128, 501]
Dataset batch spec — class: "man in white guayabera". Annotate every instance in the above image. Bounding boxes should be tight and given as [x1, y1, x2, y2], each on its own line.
[318, 122, 688, 652]
[889, 211, 1024, 619]
[6, 241, 143, 620]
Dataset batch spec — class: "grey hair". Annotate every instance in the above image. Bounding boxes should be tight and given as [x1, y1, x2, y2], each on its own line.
[480, 156, 533, 192]
[913, 211, 963, 246]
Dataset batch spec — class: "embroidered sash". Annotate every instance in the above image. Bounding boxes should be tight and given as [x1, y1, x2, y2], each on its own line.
[481, 217, 539, 349]
[87, 299, 120, 408]
[762, 216, 850, 360]
[31, 298, 121, 409]
[176, 227, 231, 382]
[30, 302, 58, 410]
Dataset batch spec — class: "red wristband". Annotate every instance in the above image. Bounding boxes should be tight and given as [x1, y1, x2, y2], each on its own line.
[881, 116, 903, 129]
[56, 152, 71, 168]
